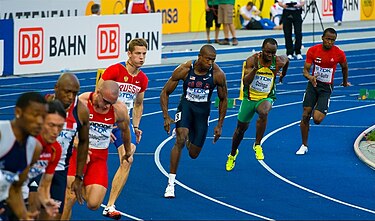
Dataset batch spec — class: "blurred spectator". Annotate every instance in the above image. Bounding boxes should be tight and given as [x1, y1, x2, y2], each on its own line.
[218, 0, 238, 46]
[332, 0, 343, 26]
[278, 0, 305, 60]
[270, 0, 283, 26]
[239, 1, 261, 28]
[239, 1, 280, 31]
[205, 0, 221, 44]
[91, 3, 101, 16]
[125, 0, 155, 14]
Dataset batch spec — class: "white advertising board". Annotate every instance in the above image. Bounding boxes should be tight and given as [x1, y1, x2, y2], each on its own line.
[0, 0, 89, 20]
[13, 13, 162, 75]
[302, 0, 360, 24]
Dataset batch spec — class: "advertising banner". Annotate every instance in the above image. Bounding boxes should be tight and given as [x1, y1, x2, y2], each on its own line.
[154, 0, 190, 34]
[0, 0, 91, 19]
[11, 13, 162, 75]
[302, 0, 360, 24]
[360, 0, 375, 20]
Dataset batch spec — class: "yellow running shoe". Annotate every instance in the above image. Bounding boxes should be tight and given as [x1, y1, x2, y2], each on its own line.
[253, 144, 264, 160]
[225, 149, 239, 171]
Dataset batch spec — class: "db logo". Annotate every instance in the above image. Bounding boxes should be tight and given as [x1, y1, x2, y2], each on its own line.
[97, 24, 120, 59]
[18, 27, 44, 65]
[322, 0, 333, 16]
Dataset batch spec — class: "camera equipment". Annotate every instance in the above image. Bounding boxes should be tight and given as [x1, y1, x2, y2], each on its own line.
[303, 0, 324, 43]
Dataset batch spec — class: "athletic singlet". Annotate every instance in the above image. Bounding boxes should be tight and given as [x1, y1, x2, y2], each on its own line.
[56, 96, 81, 171]
[87, 92, 115, 149]
[182, 61, 216, 103]
[22, 134, 62, 199]
[246, 56, 277, 101]
[102, 62, 148, 114]
[0, 121, 36, 201]
[306, 44, 346, 84]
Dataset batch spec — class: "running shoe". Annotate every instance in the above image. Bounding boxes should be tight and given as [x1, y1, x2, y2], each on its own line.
[225, 149, 239, 171]
[164, 183, 175, 198]
[102, 205, 121, 220]
[296, 144, 308, 155]
[253, 144, 264, 160]
[296, 54, 303, 60]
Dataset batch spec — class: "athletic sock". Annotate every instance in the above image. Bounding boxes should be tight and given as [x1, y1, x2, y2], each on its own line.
[168, 173, 176, 185]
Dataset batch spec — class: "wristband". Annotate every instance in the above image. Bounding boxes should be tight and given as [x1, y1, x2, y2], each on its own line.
[75, 174, 84, 181]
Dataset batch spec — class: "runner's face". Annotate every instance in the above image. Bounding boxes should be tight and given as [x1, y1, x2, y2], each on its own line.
[128, 46, 147, 68]
[95, 90, 117, 111]
[18, 101, 47, 136]
[322, 32, 337, 50]
[42, 113, 65, 143]
[262, 43, 277, 62]
[55, 82, 79, 109]
[199, 52, 216, 70]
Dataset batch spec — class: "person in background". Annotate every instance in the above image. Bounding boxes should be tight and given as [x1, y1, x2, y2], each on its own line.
[91, 3, 101, 16]
[26, 100, 66, 219]
[332, 0, 343, 26]
[62, 80, 131, 221]
[225, 38, 289, 171]
[125, 0, 155, 14]
[217, 0, 238, 46]
[239, 1, 261, 28]
[205, 0, 221, 44]
[270, 0, 283, 29]
[42, 73, 90, 220]
[99, 38, 149, 220]
[296, 28, 350, 155]
[161, 44, 228, 198]
[0, 92, 47, 220]
[278, 0, 305, 60]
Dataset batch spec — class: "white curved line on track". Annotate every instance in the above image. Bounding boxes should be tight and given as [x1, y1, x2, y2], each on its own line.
[259, 103, 375, 215]
[154, 102, 375, 219]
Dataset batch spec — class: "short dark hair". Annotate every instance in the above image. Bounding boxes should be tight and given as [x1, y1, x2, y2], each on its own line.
[247, 1, 254, 7]
[199, 44, 216, 56]
[91, 3, 100, 15]
[323, 28, 337, 37]
[47, 100, 66, 119]
[262, 38, 278, 48]
[16, 92, 46, 110]
[128, 38, 148, 52]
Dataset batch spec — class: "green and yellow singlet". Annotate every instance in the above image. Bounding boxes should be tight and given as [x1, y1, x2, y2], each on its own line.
[245, 56, 277, 101]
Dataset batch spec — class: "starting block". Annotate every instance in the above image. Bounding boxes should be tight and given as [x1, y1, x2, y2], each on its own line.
[214, 97, 236, 108]
[95, 68, 105, 90]
[369, 90, 375, 99]
[358, 89, 375, 100]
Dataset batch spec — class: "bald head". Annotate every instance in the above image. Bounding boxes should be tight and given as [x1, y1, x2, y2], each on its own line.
[54, 73, 80, 109]
[56, 72, 80, 88]
[100, 80, 119, 99]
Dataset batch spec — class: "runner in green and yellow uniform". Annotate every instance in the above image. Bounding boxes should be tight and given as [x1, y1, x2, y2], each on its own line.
[226, 38, 289, 171]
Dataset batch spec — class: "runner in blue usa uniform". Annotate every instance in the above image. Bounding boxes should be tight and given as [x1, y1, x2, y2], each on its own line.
[160, 44, 228, 198]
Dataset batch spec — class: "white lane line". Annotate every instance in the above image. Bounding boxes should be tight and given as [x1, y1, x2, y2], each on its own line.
[259, 103, 375, 215]
[154, 136, 274, 221]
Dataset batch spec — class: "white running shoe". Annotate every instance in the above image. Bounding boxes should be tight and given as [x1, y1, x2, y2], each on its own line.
[164, 184, 175, 198]
[102, 205, 121, 220]
[287, 55, 294, 60]
[296, 54, 303, 60]
[296, 144, 308, 155]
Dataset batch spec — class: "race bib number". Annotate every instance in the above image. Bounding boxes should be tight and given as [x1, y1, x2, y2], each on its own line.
[185, 87, 209, 102]
[250, 75, 273, 93]
[314, 65, 333, 83]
